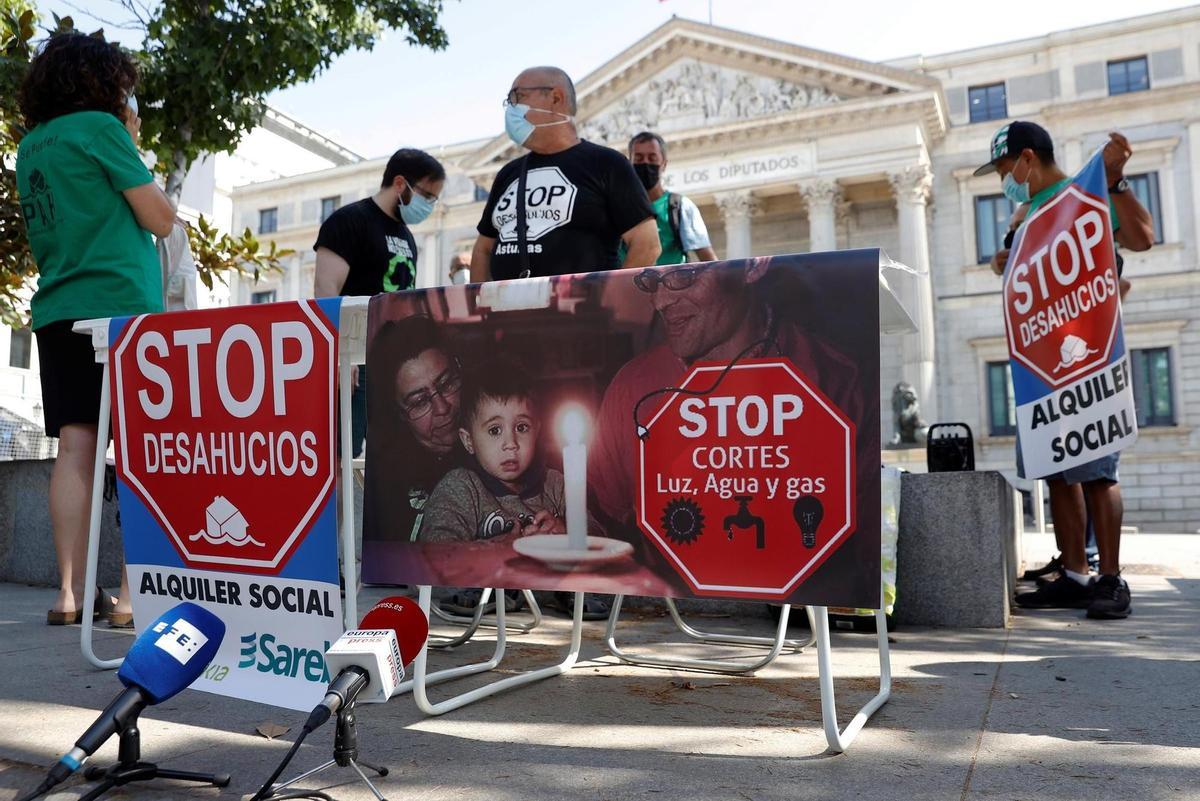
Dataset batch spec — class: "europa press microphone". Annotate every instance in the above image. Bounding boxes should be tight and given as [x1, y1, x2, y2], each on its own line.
[18, 602, 225, 801]
[252, 596, 429, 801]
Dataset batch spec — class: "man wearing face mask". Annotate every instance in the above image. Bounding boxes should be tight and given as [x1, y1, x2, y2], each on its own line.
[627, 131, 717, 264]
[315, 147, 446, 458]
[974, 120, 1154, 620]
[470, 66, 660, 281]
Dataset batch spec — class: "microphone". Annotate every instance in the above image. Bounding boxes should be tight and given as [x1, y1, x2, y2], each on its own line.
[35, 602, 224, 796]
[304, 596, 428, 731]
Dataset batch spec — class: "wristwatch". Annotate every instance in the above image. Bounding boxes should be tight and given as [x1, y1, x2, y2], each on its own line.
[1109, 178, 1129, 195]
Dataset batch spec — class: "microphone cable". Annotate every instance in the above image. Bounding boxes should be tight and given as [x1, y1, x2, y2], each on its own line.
[249, 724, 331, 801]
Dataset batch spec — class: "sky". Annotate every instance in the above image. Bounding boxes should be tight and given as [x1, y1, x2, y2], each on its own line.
[45, 0, 1198, 158]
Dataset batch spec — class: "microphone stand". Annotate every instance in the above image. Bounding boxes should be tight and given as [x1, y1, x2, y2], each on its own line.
[269, 700, 389, 801]
[76, 708, 230, 801]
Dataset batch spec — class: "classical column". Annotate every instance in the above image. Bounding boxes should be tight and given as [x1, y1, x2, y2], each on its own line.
[715, 190, 761, 259]
[417, 207, 446, 288]
[797, 179, 842, 253]
[887, 164, 938, 424]
[289, 254, 302, 301]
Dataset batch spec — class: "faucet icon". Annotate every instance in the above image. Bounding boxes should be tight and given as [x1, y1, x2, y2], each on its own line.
[724, 496, 765, 549]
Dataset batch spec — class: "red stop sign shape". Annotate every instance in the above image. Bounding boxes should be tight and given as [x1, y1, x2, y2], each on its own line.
[111, 301, 337, 574]
[1004, 185, 1121, 388]
[638, 358, 855, 598]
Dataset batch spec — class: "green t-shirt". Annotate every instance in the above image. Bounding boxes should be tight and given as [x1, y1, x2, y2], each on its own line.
[617, 191, 687, 266]
[651, 192, 685, 266]
[17, 111, 162, 329]
[1028, 177, 1121, 231]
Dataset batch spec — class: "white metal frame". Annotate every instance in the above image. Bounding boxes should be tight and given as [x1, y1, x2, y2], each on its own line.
[391, 586, 585, 713]
[604, 596, 813, 675]
[810, 604, 891, 753]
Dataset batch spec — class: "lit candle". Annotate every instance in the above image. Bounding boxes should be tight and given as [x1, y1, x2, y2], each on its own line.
[559, 405, 589, 552]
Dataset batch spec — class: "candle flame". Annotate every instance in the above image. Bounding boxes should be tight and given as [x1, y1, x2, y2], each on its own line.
[558, 404, 590, 446]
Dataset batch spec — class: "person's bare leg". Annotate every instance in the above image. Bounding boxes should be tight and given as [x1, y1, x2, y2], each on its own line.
[1048, 479, 1088, 575]
[50, 424, 99, 614]
[1083, 480, 1123, 576]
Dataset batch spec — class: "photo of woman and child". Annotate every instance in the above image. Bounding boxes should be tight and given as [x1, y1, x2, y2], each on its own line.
[361, 252, 882, 608]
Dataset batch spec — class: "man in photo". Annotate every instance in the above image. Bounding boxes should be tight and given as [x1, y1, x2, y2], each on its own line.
[590, 258, 868, 529]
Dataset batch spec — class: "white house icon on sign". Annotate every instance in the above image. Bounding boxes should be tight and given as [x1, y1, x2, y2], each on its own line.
[191, 496, 264, 547]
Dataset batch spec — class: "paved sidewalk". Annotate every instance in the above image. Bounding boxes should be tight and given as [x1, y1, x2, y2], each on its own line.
[1, 533, 1197, 801]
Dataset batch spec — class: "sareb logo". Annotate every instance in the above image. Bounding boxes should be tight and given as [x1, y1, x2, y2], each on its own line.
[238, 631, 331, 683]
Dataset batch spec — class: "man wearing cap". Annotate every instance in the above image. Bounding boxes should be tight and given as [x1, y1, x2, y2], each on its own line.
[976, 121, 1154, 620]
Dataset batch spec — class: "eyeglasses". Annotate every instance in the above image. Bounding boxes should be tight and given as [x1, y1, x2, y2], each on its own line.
[400, 369, 462, 421]
[633, 266, 705, 293]
[410, 182, 440, 205]
[503, 86, 555, 107]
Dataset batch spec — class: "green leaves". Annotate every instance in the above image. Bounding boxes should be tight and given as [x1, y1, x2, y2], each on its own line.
[186, 215, 293, 292]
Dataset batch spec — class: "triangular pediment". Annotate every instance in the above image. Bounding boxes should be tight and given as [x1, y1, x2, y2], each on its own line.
[464, 18, 943, 173]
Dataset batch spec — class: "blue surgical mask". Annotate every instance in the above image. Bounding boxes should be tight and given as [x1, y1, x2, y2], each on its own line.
[1002, 172, 1030, 205]
[505, 103, 536, 146]
[504, 103, 572, 148]
[126, 93, 139, 117]
[400, 191, 435, 225]
[1002, 160, 1032, 205]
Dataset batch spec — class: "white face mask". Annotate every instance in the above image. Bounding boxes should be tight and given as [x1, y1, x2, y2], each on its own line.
[126, 93, 139, 118]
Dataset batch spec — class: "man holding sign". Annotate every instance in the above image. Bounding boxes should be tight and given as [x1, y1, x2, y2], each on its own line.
[975, 121, 1154, 620]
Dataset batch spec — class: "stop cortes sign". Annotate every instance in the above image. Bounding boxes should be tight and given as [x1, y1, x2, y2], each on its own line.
[110, 301, 337, 574]
[1003, 184, 1121, 388]
[637, 358, 855, 598]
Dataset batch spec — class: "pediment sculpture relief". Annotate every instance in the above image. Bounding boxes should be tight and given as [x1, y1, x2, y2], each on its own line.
[580, 59, 842, 143]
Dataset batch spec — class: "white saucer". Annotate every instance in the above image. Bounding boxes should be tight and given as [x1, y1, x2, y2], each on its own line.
[512, 534, 634, 571]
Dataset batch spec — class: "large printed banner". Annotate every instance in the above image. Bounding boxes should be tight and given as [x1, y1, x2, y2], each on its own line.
[1004, 150, 1137, 478]
[362, 252, 882, 609]
[109, 300, 344, 711]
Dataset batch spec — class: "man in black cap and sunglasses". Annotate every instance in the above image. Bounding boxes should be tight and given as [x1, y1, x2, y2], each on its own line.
[977, 120, 1154, 621]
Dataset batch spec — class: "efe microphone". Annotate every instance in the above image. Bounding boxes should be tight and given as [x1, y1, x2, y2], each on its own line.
[22, 602, 224, 800]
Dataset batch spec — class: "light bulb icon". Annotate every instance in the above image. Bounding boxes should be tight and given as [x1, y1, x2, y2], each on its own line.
[793, 495, 824, 549]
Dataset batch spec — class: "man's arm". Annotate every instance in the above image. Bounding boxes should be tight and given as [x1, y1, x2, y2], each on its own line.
[470, 235, 494, 283]
[693, 245, 718, 262]
[1112, 192, 1155, 252]
[1104, 132, 1155, 252]
[620, 218, 661, 269]
[313, 247, 350, 297]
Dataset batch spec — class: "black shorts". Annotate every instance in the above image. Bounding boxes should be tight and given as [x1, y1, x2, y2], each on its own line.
[35, 320, 104, 437]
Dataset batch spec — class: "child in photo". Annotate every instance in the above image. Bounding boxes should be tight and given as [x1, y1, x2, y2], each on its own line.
[419, 360, 589, 543]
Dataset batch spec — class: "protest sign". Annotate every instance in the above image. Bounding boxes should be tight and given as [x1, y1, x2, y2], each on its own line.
[1003, 150, 1137, 478]
[110, 300, 344, 711]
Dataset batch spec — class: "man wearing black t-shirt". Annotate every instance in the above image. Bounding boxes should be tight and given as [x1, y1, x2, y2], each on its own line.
[315, 148, 445, 457]
[469, 66, 660, 281]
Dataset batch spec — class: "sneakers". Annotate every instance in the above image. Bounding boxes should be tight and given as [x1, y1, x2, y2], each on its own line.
[1015, 573, 1093, 609]
[1087, 574, 1132, 620]
[436, 588, 524, 616]
[1020, 554, 1062, 582]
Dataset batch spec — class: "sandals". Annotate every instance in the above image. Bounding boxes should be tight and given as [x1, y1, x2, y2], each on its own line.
[547, 592, 612, 621]
[46, 585, 116, 626]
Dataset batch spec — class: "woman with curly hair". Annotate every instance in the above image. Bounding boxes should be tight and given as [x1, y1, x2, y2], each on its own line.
[16, 33, 175, 626]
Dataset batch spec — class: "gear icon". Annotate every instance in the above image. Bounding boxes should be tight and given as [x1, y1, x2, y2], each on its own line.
[661, 497, 704, 545]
